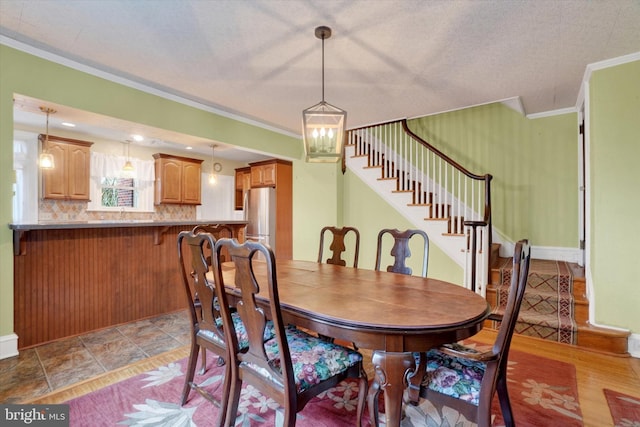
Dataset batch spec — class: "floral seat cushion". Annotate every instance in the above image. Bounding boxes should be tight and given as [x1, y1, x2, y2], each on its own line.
[421, 345, 486, 406]
[200, 312, 275, 349]
[245, 327, 363, 394]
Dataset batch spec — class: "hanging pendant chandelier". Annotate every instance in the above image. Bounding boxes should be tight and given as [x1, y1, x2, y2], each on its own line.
[38, 106, 56, 169]
[302, 26, 346, 163]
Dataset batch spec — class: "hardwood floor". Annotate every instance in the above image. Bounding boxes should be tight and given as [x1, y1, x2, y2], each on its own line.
[471, 329, 640, 427]
[2, 310, 638, 427]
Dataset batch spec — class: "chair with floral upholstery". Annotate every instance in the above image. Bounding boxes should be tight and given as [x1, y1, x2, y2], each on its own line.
[177, 231, 274, 426]
[212, 238, 368, 427]
[317, 225, 361, 267]
[414, 239, 531, 427]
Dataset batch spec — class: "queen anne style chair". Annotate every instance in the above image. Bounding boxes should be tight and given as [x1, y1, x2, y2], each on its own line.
[317, 225, 361, 267]
[212, 238, 369, 427]
[369, 228, 430, 420]
[184, 224, 235, 374]
[413, 239, 531, 427]
[375, 228, 429, 277]
[177, 231, 274, 427]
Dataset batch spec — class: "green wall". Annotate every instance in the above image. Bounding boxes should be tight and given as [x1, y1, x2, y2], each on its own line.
[589, 60, 640, 331]
[291, 160, 343, 262]
[409, 103, 579, 248]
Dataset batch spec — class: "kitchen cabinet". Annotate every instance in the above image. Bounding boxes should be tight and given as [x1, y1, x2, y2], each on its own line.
[234, 167, 251, 210]
[250, 161, 277, 187]
[40, 134, 93, 200]
[153, 153, 203, 205]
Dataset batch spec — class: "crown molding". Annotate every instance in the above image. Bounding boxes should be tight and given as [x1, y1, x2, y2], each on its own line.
[576, 51, 640, 109]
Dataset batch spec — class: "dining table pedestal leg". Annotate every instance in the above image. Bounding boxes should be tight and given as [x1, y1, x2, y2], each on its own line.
[370, 350, 416, 427]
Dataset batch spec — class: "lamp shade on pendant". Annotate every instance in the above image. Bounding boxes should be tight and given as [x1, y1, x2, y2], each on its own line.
[302, 100, 346, 163]
[39, 106, 56, 169]
[39, 152, 55, 169]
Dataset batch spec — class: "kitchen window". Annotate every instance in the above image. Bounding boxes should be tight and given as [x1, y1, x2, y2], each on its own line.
[88, 152, 155, 212]
[100, 177, 136, 208]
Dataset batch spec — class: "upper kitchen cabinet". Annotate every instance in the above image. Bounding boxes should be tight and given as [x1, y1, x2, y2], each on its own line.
[249, 159, 296, 188]
[40, 134, 93, 201]
[250, 161, 278, 187]
[234, 166, 251, 210]
[153, 153, 203, 205]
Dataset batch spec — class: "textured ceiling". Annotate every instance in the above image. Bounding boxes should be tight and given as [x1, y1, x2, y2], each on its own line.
[2, 0, 639, 159]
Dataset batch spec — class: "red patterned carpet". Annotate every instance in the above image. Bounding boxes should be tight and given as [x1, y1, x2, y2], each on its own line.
[497, 259, 577, 344]
[604, 388, 640, 426]
[66, 342, 584, 426]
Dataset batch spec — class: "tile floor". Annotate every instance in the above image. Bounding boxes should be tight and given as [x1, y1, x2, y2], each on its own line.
[0, 310, 190, 403]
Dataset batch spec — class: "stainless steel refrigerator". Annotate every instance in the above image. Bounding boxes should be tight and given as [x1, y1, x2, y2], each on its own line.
[244, 187, 277, 252]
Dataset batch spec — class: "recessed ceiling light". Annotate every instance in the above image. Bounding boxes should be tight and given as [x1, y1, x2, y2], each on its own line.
[61, 122, 76, 127]
[185, 146, 193, 150]
[132, 134, 144, 141]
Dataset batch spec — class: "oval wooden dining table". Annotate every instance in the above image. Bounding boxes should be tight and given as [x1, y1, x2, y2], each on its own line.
[219, 259, 491, 427]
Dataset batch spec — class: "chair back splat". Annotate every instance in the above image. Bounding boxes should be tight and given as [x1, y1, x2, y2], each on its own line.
[413, 239, 531, 427]
[317, 226, 360, 267]
[375, 228, 429, 277]
[213, 238, 368, 427]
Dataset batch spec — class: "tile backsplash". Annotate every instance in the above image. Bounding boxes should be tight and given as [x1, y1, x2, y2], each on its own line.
[39, 199, 196, 222]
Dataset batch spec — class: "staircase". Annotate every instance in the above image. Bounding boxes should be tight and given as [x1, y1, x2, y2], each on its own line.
[344, 119, 630, 355]
[345, 119, 492, 296]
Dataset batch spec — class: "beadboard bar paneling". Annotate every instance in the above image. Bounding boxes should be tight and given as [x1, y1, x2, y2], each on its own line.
[14, 226, 196, 349]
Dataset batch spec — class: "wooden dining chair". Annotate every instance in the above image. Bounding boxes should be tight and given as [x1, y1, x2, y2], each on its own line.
[317, 225, 360, 267]
[375, 228, 429, 277]
[177, 230, 232, 426]
[177, 231, 274, 427]
[412, 239, 531, 427]
[192, 223, 234, 262]
[187, 224, 234, 373]
[212, 238, 369, 427]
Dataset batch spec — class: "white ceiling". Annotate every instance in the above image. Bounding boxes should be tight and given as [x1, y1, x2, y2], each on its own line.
[2, 0, 639, 160]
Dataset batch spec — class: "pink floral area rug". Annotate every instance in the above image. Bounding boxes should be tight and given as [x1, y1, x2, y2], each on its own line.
[66, 344, 583, 426]
[67, 356, 366, 426]
[604, 388, 640, 426]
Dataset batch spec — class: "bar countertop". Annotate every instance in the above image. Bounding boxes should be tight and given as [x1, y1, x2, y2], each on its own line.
[8, 219, 248, 231]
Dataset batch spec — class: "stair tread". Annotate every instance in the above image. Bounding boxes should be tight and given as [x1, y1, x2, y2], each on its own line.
[491, 284, 575, 300]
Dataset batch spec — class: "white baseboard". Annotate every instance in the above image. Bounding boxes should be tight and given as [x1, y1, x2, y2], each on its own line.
[531, 245, 582, 264]
[496, 240, 582, 264]
[629, 333, 640, 359]
[0, 333, 19, 360]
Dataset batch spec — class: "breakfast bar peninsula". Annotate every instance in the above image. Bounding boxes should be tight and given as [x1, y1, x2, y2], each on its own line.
[9, 220, 247, 349]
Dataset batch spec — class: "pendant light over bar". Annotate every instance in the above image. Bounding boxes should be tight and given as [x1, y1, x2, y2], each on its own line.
[121, 140, 135, 178]
[38, 106, 56, 169]
[302, 26, 346, 163]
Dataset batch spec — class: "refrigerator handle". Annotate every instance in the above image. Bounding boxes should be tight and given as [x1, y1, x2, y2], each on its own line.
[243, 189, 249, 220]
